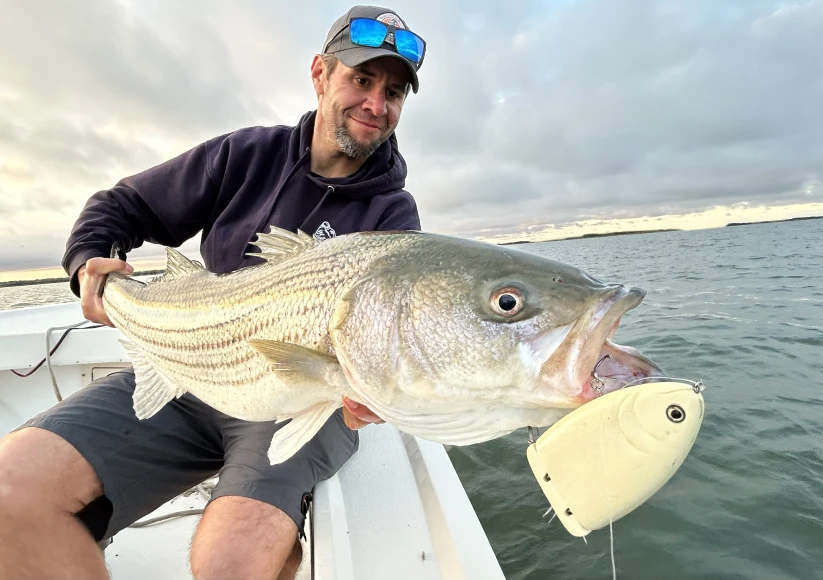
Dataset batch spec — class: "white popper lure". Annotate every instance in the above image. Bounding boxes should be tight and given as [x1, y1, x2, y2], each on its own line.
[527, 379, 705, 537]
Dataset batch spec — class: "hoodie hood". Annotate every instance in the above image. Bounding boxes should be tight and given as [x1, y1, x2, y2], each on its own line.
[292, 110, 408, 201]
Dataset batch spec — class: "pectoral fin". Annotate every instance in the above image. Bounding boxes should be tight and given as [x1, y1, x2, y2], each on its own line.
[120, 339, 186, 419]
[267, 401, 341, 465]
[247, 339, 349, 463]
[247, 339, 346, 387]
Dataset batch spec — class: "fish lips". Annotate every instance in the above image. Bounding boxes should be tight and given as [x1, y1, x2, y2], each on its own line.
[528, 285, 662, 404]
[573, 286, 663, 400]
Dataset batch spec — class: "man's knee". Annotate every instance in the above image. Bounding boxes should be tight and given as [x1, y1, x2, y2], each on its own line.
[0, 427, 102, 515]
[276, 540, 303, 580]
[190, 496, 300, 580]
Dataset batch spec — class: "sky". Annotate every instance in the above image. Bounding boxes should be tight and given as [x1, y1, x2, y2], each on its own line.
[0, 0, 821, 274]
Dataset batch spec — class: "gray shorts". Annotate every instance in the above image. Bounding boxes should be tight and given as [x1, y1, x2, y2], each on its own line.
[22, 368, 357, 541]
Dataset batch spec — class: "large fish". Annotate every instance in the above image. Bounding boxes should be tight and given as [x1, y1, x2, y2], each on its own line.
[102, 227, 663, 464]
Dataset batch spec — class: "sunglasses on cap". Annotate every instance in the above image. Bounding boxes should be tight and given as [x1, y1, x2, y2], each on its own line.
[348, 18, 426, 66]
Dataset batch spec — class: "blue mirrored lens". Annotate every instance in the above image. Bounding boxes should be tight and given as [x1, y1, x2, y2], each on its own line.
[350, 19, 387, 48]
[394, 30, 424, 63]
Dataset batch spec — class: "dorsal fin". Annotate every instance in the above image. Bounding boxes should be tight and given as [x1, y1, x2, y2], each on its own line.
[162, 248, 206, 280]
[246, 226, 318, 263]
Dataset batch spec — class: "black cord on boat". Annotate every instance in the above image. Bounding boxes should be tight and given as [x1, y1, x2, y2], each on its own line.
[13, 317, 214, 529]
[9, 323, 104, 378]
[129, 509, 205, 528]
[129, 479, 216, 529]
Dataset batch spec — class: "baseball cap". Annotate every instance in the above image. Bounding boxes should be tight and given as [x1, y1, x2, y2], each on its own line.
[322, 6, 424, 93]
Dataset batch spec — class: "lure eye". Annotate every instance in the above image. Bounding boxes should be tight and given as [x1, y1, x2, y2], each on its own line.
[666, 404, 685, 423]
[490, 287, 524, 317]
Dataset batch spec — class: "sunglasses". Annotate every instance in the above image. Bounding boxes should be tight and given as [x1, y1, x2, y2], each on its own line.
[348, 18, 426, 66]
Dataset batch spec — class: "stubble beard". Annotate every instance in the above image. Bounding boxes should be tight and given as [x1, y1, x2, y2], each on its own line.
[334, 123, 381, 160]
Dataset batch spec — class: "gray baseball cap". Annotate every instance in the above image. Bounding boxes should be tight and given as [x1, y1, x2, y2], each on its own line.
[322, 6, 424, 93]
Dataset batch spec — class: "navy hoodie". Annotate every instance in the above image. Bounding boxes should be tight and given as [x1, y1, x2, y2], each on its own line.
[62, 111, 420, 296]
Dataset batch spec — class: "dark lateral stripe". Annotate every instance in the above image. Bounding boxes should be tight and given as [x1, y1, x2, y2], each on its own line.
[131, 263, 358, 309]
[106, 298, 328, 337]
[145, 345, 258, 370]
[139, 348, 272, 388]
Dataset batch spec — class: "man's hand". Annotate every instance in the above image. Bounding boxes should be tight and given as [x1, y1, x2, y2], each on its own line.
[341, 396, 385, 430]
[78, 257, 133, 327]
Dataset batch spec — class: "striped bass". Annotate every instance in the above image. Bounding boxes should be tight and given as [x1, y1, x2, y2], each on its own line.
[102, 227, 663, 464]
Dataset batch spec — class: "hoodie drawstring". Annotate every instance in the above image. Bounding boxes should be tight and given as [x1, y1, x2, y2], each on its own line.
[249, 147, 312, 242]
[301, 185, 335, 230]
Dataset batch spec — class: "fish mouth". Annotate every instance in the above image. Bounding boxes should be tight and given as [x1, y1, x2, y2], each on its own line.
[571, 286, 663, 402]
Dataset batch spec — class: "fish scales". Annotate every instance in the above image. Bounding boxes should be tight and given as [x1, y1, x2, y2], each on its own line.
[101, 228, 664, 464]
[103, 233, 423, 420]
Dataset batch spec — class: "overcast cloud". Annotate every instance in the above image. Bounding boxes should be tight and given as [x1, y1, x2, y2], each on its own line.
[0, 0, 821, 271]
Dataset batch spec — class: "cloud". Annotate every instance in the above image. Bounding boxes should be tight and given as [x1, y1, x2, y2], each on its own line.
[1, 0, 821, 271]
[399, 0, 823, 236]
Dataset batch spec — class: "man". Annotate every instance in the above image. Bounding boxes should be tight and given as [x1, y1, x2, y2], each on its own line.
[0, 6, 425, 580]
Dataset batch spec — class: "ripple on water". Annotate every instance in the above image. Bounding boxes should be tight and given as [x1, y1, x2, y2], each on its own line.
[774, 333, 823, 348]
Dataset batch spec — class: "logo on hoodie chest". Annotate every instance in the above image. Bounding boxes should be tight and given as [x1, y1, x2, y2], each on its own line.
[313, 221, 336, 242]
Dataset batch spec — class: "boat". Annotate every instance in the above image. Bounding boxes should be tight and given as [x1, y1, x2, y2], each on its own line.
[0, 302, 506, 579]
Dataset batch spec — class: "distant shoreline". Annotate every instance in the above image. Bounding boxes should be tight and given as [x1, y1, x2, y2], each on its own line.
[3, 216, 821, 286]
[725, 215, 823, 227]
[497, 228, 682, 245]
[496, 215, 823, 246]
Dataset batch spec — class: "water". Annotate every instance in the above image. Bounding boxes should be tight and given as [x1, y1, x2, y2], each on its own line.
[2, 220, 822, 579]
[451, 220, 823, 580]
[0, 280, 79, 311]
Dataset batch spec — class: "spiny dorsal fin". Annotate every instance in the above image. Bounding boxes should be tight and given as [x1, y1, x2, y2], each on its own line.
[163, 248, 205, 280]
[246, 226, 318, 263]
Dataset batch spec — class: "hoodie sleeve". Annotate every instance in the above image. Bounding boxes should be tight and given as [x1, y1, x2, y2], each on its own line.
[375, 190, 421, 232]
[62, 135, 229, 296]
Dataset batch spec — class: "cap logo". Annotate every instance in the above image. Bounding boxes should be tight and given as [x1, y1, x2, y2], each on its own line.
[375, 13, 406, 29]
[374, 12, 404, 46]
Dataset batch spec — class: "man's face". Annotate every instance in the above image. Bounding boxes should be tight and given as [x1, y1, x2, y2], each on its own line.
[316, 56, 411, 160]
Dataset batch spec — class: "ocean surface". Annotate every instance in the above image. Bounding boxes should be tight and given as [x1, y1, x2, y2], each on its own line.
[2, 220, 822, 579]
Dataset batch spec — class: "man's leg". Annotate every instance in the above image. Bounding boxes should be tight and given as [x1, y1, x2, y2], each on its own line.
[278, 537, 304, 580]
[189, 408, 359, 580]
[190, 496, 300, 580]
[0, 369, 225, 579]
[0, 427, 108, 580]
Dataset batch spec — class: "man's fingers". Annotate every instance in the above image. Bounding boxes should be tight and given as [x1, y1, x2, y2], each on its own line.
[79, 291, 114, 326]
[83, 257, 134, 277]
[341, 396, 385, 430]
[342, 407, 367, 430]
[78, 258, 133, 326]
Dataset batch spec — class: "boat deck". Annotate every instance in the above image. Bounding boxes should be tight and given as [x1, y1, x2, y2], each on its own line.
[0, 303, 506, 579]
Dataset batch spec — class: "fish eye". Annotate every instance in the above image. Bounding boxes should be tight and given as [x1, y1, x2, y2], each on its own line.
[490, 287, 524, 317]
[666, 404, 685, 423]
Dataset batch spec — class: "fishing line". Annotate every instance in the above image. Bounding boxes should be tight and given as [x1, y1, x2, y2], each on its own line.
[599, 400, 618, 580]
